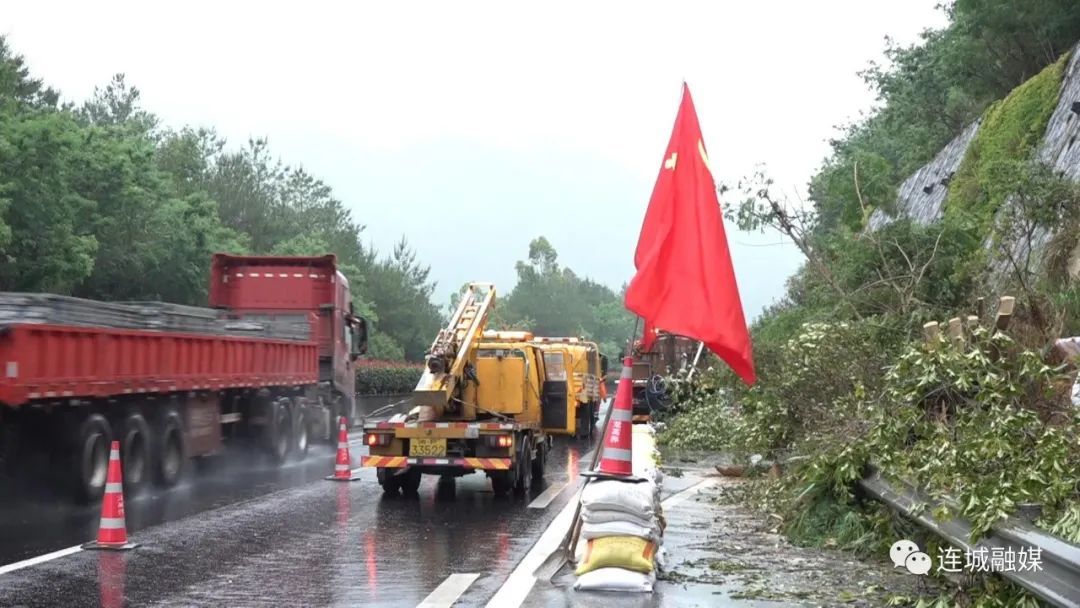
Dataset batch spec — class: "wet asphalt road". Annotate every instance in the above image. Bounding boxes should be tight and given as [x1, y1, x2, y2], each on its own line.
[0, 397, 600, 607]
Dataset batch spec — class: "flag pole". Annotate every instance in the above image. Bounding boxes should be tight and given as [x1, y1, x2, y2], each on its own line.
[624, 317, 641, 358]
[686, 341, 705, 381]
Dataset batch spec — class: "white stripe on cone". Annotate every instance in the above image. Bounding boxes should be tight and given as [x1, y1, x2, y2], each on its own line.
[98, 517, 126, 529]
[602, 447, 633, 462]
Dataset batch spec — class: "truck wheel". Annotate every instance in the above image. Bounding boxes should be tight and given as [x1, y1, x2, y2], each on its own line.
[576, 406, 593, 439]
[157, 409, 187, 487]
[120, 412, 152, 494]
[400, 468, 422, 495]
[531, 438, 547, 481]
[73, 413, 112, 503]
[266, 399, 291, 463]
[377, 467, 401, 493]
[514, 438, 533, 495]
[291, 405, 309, 460]
[489, 470, 514, 495]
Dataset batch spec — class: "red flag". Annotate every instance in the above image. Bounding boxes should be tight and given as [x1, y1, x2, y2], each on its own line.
[641, 319, 657, 351]
[625, 83, 755, 384]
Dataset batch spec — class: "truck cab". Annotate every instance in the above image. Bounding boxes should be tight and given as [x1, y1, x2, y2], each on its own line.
[209, 254, 368, 436]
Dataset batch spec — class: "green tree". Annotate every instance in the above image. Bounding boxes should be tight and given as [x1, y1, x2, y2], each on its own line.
[0, 111, 98, 292]
[499, 237, 633, 359]
[78, 74, 158, 134]
[360, 238, 443, 361]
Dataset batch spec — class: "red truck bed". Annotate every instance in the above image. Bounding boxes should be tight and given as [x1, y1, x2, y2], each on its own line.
[0, 323, 319, 407]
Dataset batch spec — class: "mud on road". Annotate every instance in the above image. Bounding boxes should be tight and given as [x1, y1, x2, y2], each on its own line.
[659, 456, 933, 607]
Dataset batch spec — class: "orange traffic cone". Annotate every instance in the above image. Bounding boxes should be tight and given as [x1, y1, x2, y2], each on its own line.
[83, 441, 138, 550]
[584, 357, 644, 482]
[326, 416, 361, 481]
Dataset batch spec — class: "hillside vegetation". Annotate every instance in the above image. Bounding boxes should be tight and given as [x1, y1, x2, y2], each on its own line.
[661, 1, 1080, 605]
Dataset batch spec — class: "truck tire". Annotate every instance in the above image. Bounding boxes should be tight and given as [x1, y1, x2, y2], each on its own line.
[576, 405, 593, 439]
[514, 437, 533, 495]
[157, 409, 187, 487]
[73, 413, 112, 503]
[265, 399, 291, 463]
[489, 469, 514, 495]
[377, 467, 401, 493]
[531, 437, 547, 481]
[291, 404, 309, 460]
[120, 412, 152, 494]
[399, 467, 422, 495]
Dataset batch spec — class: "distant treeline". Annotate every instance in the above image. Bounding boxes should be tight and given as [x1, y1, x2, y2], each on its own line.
[0, 37, 634, 362]
[0, 37, 442, 361]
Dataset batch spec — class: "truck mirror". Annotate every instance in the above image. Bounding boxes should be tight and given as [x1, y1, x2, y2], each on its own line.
[599, 354, 609, 376]
[351, 318, 368, 358]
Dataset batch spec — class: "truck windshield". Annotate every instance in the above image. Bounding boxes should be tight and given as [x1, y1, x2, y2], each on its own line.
[543, 352, 567, 381]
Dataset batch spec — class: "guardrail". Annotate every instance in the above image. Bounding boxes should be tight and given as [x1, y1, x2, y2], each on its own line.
[858, 471, 1080, 608]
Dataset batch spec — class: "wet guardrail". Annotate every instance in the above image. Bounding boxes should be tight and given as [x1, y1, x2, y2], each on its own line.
[858, 471, 1080, 608]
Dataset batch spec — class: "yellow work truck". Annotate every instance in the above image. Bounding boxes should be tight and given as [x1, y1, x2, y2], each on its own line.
[360, 284, 577, 495]
[531, 337, 607, 439]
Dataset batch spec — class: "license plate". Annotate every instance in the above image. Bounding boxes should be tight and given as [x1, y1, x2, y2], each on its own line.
[409, 438, 446, 457]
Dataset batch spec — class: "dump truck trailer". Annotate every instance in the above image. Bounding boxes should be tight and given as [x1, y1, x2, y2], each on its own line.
[629, 331, 704, 421]
[361, 284, 575, 494]
[0, 254, 367, 502]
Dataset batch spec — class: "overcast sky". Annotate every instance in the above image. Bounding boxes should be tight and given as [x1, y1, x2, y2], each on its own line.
[4, 1, 947, 318]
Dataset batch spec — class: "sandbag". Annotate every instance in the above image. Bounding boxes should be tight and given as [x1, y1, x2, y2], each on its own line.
[575, 536, 657, 575]
[581, 479, 657, 517]
[580, 508, 656, 528]
[581, 520, 661, 543]
[573, 568, 655, 593]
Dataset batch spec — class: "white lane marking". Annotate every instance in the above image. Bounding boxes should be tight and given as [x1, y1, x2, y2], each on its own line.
[527, 482, 566, 509]
[485, 482, 580, 608]
[661, 478, 719, 510]
[0, 545, 82, 576]
[416, 572, 481, 608]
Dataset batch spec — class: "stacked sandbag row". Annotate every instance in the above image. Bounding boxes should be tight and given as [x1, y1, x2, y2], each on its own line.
[573, 471, 665, 593]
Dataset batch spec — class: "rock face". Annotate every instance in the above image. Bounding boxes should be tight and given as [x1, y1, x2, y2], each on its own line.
[869, 42, 1080, 283]
[867, 120, 981, 231]
[1039, 49, 1080, 180]
[993, 48, 1080, 281]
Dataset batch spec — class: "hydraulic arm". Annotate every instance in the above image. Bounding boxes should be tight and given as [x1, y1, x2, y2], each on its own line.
[413, 283, 495, 417]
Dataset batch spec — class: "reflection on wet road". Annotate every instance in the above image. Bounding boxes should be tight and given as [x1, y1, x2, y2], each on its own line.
[0, 395, 601, 607]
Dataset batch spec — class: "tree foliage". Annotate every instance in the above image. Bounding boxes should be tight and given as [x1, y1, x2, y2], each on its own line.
[497, 237, 634, 359]
[810, 0, 1080, 236]
[0, 36, 443, 362]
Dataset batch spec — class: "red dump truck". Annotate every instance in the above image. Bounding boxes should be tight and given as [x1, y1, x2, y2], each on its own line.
[0, 254, 367, 502]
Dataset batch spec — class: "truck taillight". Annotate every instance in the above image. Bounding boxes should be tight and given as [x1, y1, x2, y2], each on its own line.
[365, 433, 391, 446]
[486, 435, 513, 448]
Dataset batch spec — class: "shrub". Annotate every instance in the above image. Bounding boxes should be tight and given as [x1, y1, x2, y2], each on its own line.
[356, 360, 424, 395]
[658, 318, 904, 458]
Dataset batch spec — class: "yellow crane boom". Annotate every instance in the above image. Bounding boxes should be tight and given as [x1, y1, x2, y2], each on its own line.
[413, 283, 495, 416]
